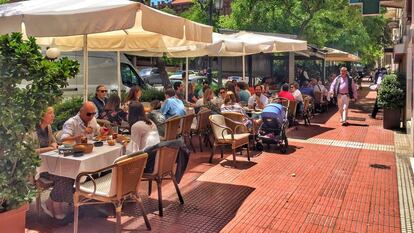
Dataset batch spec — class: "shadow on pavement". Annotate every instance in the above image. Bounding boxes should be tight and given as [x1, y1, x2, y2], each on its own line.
[287, 124, 335, 140]
[124, 181, 255, 232]
[220, 160, 257, 169]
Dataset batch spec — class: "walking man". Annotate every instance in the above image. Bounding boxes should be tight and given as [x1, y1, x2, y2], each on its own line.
[370, 67, 387, 119]
[329, 67, 358, 126]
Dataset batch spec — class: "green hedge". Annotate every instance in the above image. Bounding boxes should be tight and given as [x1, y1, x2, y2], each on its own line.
[378, 74, 405, 109]
[52, 97, 83, 131]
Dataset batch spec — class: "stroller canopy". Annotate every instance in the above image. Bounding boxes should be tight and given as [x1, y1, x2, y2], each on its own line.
[261, 103, 285, 126]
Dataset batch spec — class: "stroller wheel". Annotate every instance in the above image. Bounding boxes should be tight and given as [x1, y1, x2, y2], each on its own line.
[280, 132, 288, 154]
[256, 142, 264, 151]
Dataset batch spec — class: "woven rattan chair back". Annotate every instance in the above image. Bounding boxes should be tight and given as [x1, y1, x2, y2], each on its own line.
[222, 112, 246, 134]
[164, 116, 182, 141]
[209, 114, 228, 140]
[181, 113, 195, 136]
[196, 109, 211, 131]
[115, 153, 148, 198]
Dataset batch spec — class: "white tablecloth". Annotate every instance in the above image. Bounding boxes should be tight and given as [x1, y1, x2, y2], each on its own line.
[37, 142, 124, 179]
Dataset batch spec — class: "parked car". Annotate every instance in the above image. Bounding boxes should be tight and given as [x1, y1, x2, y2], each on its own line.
[223, 76, 250, 84]
[139, 67, 163, 85]
[168, 70, 198, 80]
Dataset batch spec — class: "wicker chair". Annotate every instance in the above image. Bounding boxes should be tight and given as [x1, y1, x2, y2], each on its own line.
[221, 111, 259, 149]
[314, 91, 328, 112]
[191, 109, 212, 152]
[73, 152, 151, 233]
[208, 114, 250, 167]
[142, 146, 184, 217]
[180, 113, 196, 152]
[160, 115, 182, 141]
[302, 96, 312, 126]
[221, 112, 248, 134]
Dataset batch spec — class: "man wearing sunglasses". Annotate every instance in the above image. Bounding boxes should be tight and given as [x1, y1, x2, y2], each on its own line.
[92, 84, 108, 117]
[60, 101, 101, 143]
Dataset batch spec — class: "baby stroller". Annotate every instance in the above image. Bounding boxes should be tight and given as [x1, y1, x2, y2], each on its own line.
[256, 103, 289, 153]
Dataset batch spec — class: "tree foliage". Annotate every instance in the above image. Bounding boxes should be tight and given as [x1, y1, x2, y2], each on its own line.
[0, 33, 79, 212]
[181, 0, 391, 66]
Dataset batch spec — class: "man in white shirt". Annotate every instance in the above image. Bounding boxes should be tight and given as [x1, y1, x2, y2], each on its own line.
[370, 67, 386, 118]
[60, 101, 101, 143]
[248, 84, 268, 109]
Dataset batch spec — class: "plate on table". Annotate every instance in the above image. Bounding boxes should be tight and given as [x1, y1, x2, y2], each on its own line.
[93, 135, 108, 141]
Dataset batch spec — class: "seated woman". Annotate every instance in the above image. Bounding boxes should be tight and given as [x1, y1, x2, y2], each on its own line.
[34, 107, 73, 220]
[277, 83, 295, 101]
[128, 102, 160, 152]
[99, 94, 127, 126]
[195, 88, 220, 114]
[122, 86, 142, 112]
[220, 91, 251, 127]
[290, 82, 304, 115]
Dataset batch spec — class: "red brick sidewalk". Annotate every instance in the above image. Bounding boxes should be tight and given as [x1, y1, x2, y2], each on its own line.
[26, 86, 400, 233]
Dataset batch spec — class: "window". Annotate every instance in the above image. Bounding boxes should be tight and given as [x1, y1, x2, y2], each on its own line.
[121, 63, 144, 87]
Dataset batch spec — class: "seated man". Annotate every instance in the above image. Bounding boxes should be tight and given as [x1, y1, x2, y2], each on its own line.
[248, 84, 269, 109]
[60, 101, 101, 143]
[161, 88, 186, 119]
[174, 81, 185, 101]
[91, 84, 108, 117]
[277, 83, 295, 101]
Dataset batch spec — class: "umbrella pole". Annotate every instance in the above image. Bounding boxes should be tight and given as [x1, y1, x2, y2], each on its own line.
[242, 44, 246, 83]
[117, 51, 122, 103]
[185, 57, 189, 102]
[83, 34, 88, 102]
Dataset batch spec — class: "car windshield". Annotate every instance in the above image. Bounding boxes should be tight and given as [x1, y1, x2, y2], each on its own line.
[139, 68, 152, 76]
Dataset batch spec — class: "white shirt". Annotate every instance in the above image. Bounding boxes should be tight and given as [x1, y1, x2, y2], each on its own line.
[292, 89, 303, 103]
[248, 94, 268, 107]
[129, 120, 160, 153]
[195, 98, 205, 107]
[61, 114, 100, 141]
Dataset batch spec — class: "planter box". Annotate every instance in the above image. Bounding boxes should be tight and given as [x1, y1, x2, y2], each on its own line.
[383, 108, 401, 130]
[0, 203, 29, 233]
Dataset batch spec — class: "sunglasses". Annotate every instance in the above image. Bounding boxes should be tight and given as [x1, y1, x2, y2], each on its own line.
[220, 91, 226, 94]
[98, 90, 108, 93]
[86, 112, 96, 117]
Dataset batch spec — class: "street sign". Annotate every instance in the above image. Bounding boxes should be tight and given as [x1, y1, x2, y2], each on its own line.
[349, 0, 380, 16]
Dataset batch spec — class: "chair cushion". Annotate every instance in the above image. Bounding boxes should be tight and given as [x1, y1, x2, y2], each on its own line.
[217, 133, 250, 144]
[79, 173, 116, 197]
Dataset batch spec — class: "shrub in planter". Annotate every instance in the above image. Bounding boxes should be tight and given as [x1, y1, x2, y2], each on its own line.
[0, 33, 79, 213]
[378, 74, 405, 109]
[377, 74, 405, 129]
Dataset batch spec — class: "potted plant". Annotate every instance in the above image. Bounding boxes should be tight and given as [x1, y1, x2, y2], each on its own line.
[0, 33, 79, 232]
[377, 74, 405, 129]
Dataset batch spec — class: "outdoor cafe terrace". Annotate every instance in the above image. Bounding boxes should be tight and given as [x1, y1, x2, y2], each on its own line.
[25, 81, 414, 233]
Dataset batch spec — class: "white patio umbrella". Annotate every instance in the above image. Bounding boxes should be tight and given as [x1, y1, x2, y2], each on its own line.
[163, 32, 307, 85]
[133, 31, 307, 98]
[0, 0, 213, 100]
[322, 47, 360, 62]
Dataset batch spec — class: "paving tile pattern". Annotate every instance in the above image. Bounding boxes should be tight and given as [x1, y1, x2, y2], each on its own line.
[395, 131, 414, 233]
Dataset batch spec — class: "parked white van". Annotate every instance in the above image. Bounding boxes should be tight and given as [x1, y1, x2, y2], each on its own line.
[58, 51, 146, 96]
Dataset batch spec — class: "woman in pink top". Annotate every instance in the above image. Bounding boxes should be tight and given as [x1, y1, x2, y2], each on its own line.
[277, 83, 295, 101]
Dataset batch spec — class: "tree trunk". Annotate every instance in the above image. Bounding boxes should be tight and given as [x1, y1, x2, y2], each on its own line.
[155, 58, 171, 89]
